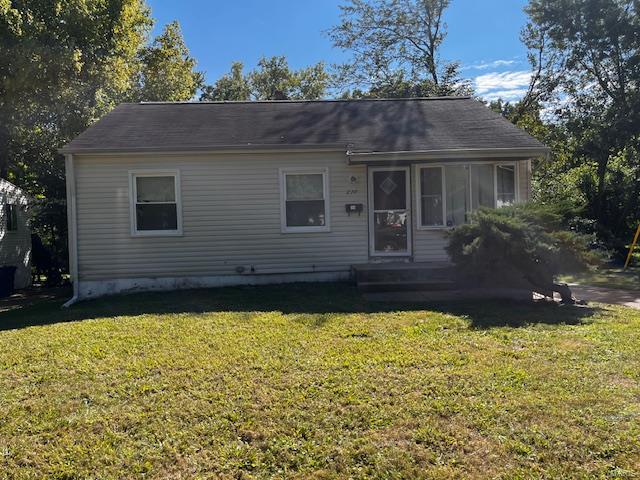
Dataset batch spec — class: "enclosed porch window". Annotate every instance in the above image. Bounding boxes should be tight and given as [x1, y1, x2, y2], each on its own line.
[417, 163, 518, 228]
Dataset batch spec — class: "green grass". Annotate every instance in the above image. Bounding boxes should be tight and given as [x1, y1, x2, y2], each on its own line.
[1, 283, 639, 479]
[558, 266, 640, 291]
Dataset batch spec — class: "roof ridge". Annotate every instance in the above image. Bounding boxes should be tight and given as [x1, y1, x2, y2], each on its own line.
[136, 96, 472, 105]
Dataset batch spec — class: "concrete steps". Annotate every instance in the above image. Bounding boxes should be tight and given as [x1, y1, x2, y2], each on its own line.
[353, 262, 457, 293]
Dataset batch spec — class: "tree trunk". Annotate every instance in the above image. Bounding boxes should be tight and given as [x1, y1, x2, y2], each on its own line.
[595, 152, 609, 226]
[520, 272, 576, 304]
[0, 123, 9, 179]
[552, 283, 575, 304]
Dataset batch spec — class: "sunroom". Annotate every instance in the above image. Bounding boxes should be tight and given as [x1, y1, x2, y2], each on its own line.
[350, 152, 533, 258]
[415, 162, 518, 228]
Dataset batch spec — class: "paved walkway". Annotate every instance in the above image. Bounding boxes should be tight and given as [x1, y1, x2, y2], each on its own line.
[366, 285, 640, 309]
[569, 284, 640, 309]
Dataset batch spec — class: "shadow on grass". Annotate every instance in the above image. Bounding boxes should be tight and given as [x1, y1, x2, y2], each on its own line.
[428, 299, 600, 329]
[0, 282, 601, 332]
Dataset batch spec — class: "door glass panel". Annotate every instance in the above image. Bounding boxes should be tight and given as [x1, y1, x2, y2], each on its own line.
[372, 169, 409, 253]
[470, 164, 495, 210]
[373, 171, 406, 210]
[374, 212, 408, 253]
[445, 166, 469, 226]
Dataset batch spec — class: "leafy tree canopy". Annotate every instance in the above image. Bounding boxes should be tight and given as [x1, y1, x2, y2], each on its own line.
[136, 21, 204, 102]
[200, 56, 330, 101]
[200, 62, 252, 101]
[328, 0, 472, 97]
[0, 0, 152, 172]
[493, 0, 640, 254]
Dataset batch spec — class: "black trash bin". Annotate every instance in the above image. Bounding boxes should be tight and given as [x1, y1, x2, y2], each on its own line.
[0, 266, 17, 298]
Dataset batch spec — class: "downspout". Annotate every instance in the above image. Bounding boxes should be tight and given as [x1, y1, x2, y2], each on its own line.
[63, 153, 79, 307]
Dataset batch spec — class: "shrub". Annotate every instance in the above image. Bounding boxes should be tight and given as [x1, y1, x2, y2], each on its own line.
[446, 204, 600, 302]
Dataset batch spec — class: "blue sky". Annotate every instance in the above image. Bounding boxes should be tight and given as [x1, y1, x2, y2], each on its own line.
[147, 0, 533, 101]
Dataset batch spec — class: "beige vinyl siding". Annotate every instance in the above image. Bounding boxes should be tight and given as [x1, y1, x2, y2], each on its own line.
[412, 159, 532, 263]
[74, 151, 368, 281]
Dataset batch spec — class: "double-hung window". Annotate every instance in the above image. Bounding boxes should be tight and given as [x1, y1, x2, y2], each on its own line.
[4, 204, 17, 232]
[417, 163, 518, 228]
[280, 168, 330, 233]
[130, 171, 182, 236]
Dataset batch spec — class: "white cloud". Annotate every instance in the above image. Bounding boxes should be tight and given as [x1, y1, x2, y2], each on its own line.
[474, 71, 532, 101]
[482, 89, 530, 101]
[461, 59, 518, 71]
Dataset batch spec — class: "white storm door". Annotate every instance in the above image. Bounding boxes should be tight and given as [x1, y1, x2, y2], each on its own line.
[368, 167, 412, 256]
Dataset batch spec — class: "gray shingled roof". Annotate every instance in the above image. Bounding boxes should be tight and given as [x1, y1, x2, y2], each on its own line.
[61, 97, 549, 155]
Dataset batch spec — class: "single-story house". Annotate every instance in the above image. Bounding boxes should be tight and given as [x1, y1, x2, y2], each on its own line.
[60, 97, 549, 303]
[0, 178, 32, 290]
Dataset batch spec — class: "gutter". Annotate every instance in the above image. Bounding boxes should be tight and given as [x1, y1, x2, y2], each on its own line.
[58, 143, 349, 156]
[346, 146, 551, 164]
[62, 153, 79, 308]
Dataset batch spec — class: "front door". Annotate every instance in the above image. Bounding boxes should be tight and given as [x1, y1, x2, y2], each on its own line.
[368, 167, 411, 256]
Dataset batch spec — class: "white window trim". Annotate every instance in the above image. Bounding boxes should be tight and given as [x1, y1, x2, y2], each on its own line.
[279, 167, 331, 233]
[129, 169, 183, 237]
[414, 161, 520, 230]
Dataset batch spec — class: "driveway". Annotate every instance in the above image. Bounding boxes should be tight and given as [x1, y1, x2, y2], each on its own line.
[366, 284, 640, 309]
[570, 284, 640, 309]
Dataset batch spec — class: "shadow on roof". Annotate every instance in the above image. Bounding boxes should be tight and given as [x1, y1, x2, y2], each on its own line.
[263, 98, 435, 151]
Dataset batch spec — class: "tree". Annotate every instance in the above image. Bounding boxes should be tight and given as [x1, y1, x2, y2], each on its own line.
[0, 0, 152, 176]
[201, 56, 330, 101]
[200, 62, 251, 101]
[136, 21, 204, 102]
[328, 0, 472, 96]
[0, 0, 153, 277]
[249, 56, 329, 100]
[518, 0, 640, 251]
[343, 67, 472, 99]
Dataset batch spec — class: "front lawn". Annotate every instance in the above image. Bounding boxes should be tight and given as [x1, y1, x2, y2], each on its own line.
[1, 283, 639, 478]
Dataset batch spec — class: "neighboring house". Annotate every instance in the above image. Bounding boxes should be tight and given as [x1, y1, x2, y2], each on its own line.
[61, 97, 549, 302]
[0, 179, 32, 289]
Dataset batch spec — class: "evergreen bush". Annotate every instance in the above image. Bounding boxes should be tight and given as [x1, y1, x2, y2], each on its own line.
[446, 204, 600, 302]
